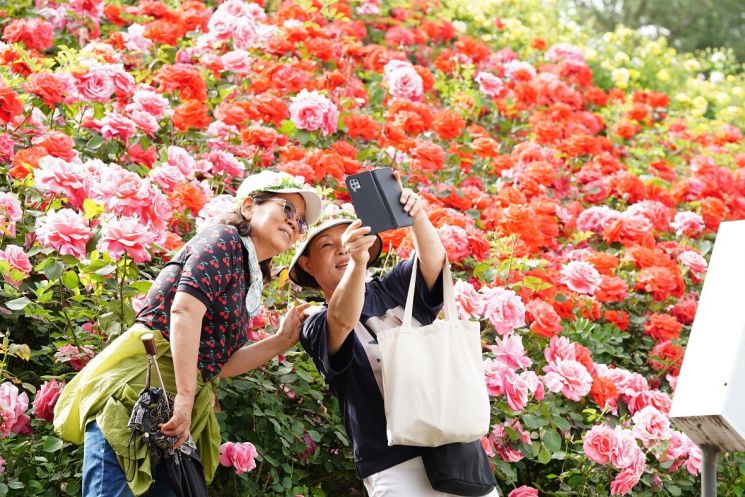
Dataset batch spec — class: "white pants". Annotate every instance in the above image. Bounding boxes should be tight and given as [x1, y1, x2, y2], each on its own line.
[363, 456, 500, 497]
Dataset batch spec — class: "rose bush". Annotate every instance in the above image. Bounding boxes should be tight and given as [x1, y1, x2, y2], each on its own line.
[1, 0, 745, 496]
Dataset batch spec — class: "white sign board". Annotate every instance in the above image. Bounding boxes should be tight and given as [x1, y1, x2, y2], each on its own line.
[669, 220, 745, 452]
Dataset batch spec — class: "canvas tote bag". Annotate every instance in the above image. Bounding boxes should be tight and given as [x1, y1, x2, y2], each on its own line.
[377, 257, 490, 447]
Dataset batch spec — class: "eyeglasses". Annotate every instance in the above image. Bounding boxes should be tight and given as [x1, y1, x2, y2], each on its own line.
[259, 198, 308, 235]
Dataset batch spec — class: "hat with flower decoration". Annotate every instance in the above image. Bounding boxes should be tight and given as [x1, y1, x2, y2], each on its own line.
[236, 170, 323, 225]
[288, 203, 383, 289]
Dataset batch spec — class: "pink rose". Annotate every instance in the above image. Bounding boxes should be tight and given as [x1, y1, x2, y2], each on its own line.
[289, 89, 339, 136]
[219, 441, 259, 474]
[110, 65, 136, 98]
[0, 382, 31, 438]
[504, 60, 537, 80]
[544, 336, 579, 364]
[100, 112, 137, 143]
[610, 450, 645, 495]
[610, 428, 641, 469]
[0, 191, 22, 237]
[34, 156, 90, 209]
[475, 72, 505, 98]
[560, 260, 602, 295]
[75, 65, 115, 103]
[129, 89, 170, 119]
[129, 109, 160, 136]
[167, 146, 197, 176]
[141, 187, 173, 231]
[196, 195, 236, 232]
[0, 244, 32, 286]
[489, 421, 531, 463]
[221, 50, 252, 75]
[480, 286, 526, 336]
[0, 456, 4, 474]
[54, 344, 94, 371]
[679, 250, 707, 274]
[670, 211, 704, 237]
[93, 166, 151, 217]
[546, 43, 585, 64]
[503, 371, 530, 411]
[208, 150, 245, 178]
[543, 359, 593, 401]
[98, 216, 156, 263]
[436, 224, 471, 264]
[576, 206, 621, 233]
[491, 335, 532, 371]
[631, 405, 671, 447]
[35, 209, 93, 258]
[32, 379, 65, 422]
[583, 424, 616, 464]
[149, 165, 186, 192]
[453, 279, 484, 319]
[124, 24, 152, 52]
[383, 59, 423, 100]
[0, 133, 16, 162]
[509, 486, 539, 497]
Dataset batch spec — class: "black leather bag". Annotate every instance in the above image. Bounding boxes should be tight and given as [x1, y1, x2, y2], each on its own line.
[421, 441, 498, 496]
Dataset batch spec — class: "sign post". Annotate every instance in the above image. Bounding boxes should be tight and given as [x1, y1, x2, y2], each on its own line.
[670, 220, 745, 497]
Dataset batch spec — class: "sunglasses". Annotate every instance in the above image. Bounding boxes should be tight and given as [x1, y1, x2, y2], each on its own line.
[260, 198, 308, 235]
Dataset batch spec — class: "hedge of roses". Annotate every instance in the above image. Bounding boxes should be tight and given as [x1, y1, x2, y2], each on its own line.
[1, 0, 745, 496]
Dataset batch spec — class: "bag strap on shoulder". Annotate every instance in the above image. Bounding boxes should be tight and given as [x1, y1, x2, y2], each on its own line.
[403, 253, 458, 327]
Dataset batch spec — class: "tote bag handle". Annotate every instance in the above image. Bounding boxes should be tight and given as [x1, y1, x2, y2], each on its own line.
[402, 254, 457, 327]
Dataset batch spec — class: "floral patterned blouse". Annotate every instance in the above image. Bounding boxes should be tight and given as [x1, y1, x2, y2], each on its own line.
[136, 224, 253, 380]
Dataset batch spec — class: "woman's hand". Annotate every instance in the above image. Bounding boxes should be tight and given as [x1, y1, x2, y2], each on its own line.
[393, 170, 426, 219]
[160, 392, 194, 449]
[274, 302, 312, 350]
[341, 219, 377, 266]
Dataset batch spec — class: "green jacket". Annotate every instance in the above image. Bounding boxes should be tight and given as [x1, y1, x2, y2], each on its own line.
[53, 324, 220, 496]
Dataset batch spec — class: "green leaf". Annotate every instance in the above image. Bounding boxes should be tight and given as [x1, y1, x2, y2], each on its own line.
[7, 480, 24, 490]
[61, 270, 80, 290]
[43, 436, 65, 453]
[542, 429, 563, 453]
[127, 280, 153, 294]
[6, 297, 31, 311]
[308, 430, 322, 442]
[537, 445, 552, 464]
[277, 119, 297, 136]
[86, 133, 104, 151]
[0, 482, 8, 497]
[95, 265, 118, 276]
[83, 198, 104, 219]
[552, 415, 571, 431]
[8, 344, 31, 361]
[44, 260, 65, 280]
[666, 483, 682, 496]
[522, 413, 549, 429]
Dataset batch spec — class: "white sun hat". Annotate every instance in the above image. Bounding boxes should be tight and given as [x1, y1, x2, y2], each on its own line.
[236, 170, 323, 225]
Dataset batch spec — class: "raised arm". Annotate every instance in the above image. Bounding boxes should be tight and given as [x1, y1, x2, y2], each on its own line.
[326, 220, 377, 354]
[395, 172, 446, 289]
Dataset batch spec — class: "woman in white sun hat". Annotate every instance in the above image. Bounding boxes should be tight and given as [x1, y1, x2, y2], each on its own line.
[289, 177, 499, 497]
[54, 170, 322, 497]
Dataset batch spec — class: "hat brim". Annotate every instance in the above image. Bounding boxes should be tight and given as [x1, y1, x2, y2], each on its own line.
[263, 188, 323, 225]
[289, 219, 383, 289]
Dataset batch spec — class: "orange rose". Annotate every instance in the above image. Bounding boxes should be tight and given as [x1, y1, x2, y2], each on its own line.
[172, 101, 212, 131]
[644, 313, 683, 342]
[0, 83, 23, 124]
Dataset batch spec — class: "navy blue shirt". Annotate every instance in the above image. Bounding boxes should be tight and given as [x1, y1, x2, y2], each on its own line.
[301, 258, 443, 478]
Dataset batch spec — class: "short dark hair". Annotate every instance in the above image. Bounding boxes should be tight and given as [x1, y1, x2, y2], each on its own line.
[214, 192, 275, 283]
